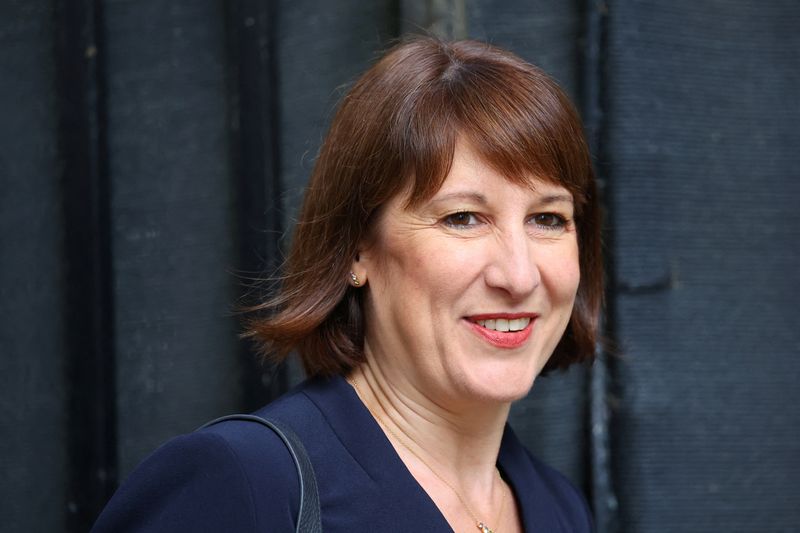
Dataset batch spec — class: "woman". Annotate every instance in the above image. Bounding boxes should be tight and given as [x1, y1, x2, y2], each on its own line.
[93, 37, 601, 532]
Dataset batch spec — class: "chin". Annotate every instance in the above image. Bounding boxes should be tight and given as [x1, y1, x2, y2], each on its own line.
[462, 362, 542, 405]
[483, 385, 533, 404]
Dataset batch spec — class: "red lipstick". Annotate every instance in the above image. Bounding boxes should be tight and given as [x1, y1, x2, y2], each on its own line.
[464, 314, 537, 349]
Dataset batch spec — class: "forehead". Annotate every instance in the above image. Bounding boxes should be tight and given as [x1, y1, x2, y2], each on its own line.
[430, 142, 573, 202]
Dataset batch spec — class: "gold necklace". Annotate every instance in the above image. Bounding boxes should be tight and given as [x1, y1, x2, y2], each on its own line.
[348, 377, 506, 533]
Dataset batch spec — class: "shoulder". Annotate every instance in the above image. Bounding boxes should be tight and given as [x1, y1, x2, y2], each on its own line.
[93, 412, 301, 532]
[499, 425, 594, 532]
[523, 450, 595, 532]
[526, 450, 594, 531]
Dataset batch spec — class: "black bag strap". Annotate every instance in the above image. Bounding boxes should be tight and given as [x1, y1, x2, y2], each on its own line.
[199, 414, 322, 533]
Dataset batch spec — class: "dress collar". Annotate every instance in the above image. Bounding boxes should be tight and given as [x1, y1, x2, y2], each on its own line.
[301, 375, 561, 531]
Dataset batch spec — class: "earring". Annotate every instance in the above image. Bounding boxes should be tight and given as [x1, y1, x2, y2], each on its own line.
[350, 272, 360, 286]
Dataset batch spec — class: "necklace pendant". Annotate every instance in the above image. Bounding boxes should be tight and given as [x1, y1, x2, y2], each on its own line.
[477, 522, 494, 533]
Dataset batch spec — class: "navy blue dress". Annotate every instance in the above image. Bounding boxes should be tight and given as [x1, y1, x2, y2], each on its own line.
[93, 375, 593, 532]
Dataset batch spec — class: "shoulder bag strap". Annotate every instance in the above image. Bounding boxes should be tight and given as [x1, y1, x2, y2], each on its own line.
[199, 414, 322, 533]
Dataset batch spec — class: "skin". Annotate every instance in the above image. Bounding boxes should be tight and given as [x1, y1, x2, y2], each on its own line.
[349, 141, 580, 532]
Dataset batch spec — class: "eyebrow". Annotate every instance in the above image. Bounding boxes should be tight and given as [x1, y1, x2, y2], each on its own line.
[428, 191, 574, 207]
[538, 193, 574, 205]
[428, 192, 489, 206]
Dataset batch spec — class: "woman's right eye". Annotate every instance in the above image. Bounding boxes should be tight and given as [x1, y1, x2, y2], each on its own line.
[443, 211, 479, 228]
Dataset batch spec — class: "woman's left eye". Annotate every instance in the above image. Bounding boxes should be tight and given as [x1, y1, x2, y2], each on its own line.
[443, 211, 479, 228]
[531, 213, 567, 230]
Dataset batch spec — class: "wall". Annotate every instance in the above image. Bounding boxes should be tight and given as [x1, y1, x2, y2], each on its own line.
[1, 1, 798, 531]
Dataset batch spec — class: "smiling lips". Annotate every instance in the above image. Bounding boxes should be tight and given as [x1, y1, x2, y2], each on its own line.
[465, 314, 537, 348]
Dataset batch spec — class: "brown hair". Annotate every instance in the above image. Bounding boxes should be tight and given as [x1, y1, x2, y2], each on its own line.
[247, 37, 602, 377]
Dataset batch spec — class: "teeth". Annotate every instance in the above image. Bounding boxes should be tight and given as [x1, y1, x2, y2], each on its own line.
[509, 318, 525, 331]
[474, 317, 530, 332]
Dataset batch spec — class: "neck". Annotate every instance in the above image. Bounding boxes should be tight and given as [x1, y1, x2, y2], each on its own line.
[350, 357, 510, 489]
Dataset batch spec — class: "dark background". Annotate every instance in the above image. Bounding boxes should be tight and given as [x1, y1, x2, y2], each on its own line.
[1, 1, 798, 532]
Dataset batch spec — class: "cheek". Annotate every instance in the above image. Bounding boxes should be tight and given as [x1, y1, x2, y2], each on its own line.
[564, 255, 582, 297]
[385, 232, 480, 288]
[544, 243, 581, 303]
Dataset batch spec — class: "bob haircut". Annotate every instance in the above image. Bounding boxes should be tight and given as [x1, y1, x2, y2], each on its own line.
[249, 36, 602, 377]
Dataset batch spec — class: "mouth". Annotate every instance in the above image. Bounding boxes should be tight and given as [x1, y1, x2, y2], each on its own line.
[464, 313, 537, 349]
[473, 317, 531, 332]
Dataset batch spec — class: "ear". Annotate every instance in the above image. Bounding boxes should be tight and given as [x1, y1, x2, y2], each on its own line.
[349, 251, 368, 287]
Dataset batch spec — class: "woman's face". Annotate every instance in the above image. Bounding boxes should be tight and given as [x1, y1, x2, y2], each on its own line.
[359, 142, 580, 406]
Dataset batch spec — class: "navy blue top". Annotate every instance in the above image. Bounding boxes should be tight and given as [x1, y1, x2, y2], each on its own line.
[93, 375, 593, 532]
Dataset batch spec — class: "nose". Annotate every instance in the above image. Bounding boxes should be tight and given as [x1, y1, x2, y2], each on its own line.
[483, 227, 541, 299]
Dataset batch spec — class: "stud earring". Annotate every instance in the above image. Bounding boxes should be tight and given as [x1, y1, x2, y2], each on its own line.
[350, 272, 360, 286]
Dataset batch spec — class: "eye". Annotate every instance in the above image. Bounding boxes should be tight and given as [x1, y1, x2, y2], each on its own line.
[531, 213, 568, 230]
[443, 211, 479, 228]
